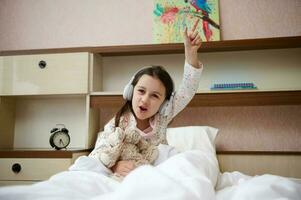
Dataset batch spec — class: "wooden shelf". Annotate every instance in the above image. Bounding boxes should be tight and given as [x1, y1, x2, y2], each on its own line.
[1, 36, 300, 56]
[90, 90, 301, 108]
[217, 150, 301, 155]
[0, 149, 91, 158]
[91, 36, 301, 56]
[1, 148, 299, 157]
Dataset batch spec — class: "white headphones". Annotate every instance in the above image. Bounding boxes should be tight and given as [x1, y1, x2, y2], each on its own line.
[122, 67, 175, 116]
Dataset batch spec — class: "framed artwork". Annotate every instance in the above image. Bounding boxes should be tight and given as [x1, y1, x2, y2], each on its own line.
[153, 0, 220, 43]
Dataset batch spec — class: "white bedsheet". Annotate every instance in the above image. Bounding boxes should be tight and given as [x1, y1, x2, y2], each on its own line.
[0, 145, 218, 200]
[216, 171, 301, 200]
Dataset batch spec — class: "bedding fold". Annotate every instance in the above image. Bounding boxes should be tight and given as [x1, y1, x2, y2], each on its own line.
[0, 148, 218, 200]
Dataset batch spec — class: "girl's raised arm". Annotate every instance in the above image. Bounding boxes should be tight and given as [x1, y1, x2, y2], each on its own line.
[166, 19, 203, 122]
[183, 19, 203, 68]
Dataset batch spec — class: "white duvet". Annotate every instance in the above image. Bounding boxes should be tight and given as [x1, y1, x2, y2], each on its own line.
[216, 171, 301, 200]
[0, 145, 300, 200]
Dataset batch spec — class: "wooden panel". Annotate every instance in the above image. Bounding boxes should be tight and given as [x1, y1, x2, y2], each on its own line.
[86, 95, 100, 149]
[93, 36, 301, 56]
[90, 91, 301, 108]
[94, 100, 301, 153]
[92, 91, 301, 153]
[0, 180, 36, 186]
[187, 91, 301, 106]
[170, 105, 301, 152]
[89, 53, 103, 93]
[1, 36, 300, 56]
[0, 97, 15, 148]
[0, 53, 89, 95]
[217, 154, 301, 178]
[0, 149, 90, 158]
[0, 158, 71, 181]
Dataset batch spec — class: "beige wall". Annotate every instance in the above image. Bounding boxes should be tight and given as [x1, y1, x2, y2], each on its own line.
[0, 0, 300, 51]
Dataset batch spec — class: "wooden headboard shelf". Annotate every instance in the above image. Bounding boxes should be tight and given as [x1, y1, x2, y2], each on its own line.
[90, 90, 301, 108]
[1, 36, 300, 56]
[91, 90, 301, 155]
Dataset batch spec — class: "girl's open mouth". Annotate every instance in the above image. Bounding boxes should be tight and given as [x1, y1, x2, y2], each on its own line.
[139, 106, 148, 112]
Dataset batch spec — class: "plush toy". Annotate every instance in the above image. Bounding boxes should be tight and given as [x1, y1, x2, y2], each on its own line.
[119, 128, 158, 166]
[93, 127, 159, 181]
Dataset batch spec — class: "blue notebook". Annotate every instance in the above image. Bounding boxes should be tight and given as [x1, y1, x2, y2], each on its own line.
[210, 82, 257, 90]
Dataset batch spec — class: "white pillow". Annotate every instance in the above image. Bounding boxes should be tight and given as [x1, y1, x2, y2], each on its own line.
[166, 126, 219, 154]
[166, 126, 220, 187]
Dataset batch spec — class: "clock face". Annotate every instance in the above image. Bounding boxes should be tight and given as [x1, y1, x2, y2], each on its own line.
[52, 131, 70, 149]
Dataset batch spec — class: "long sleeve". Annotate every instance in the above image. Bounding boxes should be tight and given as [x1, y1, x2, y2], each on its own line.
[167, 61, 203, 123]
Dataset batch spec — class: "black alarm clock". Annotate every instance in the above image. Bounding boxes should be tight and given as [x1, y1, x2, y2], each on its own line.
[49, 124, 70, 150]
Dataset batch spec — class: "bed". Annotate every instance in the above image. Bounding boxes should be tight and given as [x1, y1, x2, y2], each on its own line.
[0, 90, 300, 199]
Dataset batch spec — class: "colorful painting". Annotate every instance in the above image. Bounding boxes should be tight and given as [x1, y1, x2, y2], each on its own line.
[153, 0, 220, 43]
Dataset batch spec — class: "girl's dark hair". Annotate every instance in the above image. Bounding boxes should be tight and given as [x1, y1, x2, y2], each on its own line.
[114, 65, 174, 127]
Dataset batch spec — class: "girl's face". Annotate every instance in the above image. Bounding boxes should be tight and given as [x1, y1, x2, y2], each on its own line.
[132, 74, 166, 121]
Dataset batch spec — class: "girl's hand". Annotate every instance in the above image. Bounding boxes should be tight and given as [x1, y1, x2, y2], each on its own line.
[183, 18, 202, 68]
[111, 160, 136, 176]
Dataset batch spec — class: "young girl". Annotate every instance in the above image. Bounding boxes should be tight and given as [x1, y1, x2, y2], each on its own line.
[89, 19, 203, 177]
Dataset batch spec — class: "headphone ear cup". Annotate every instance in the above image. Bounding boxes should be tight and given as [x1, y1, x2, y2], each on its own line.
[159, 100, 168, 115]
[159, 92, 175, 116]
[123, 83, 134, 101]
